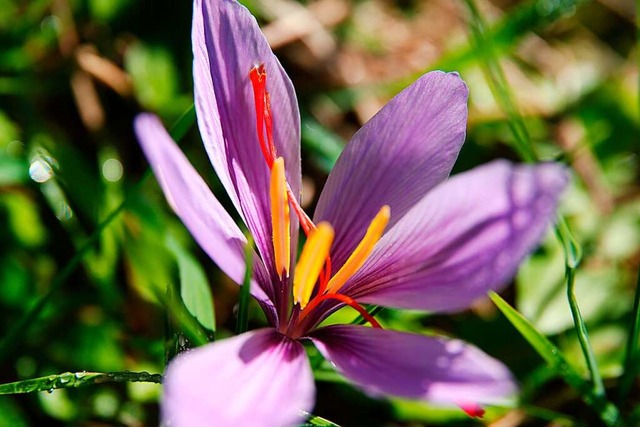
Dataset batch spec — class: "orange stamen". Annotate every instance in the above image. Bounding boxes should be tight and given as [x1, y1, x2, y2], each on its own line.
[270, 157, 291, 278]
[299, 293, 382, 328]
[293, 223, 334, 309]
[326, 205, 390, 294]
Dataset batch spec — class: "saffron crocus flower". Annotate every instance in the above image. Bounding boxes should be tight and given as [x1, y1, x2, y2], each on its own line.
[134, 0, 568, 425]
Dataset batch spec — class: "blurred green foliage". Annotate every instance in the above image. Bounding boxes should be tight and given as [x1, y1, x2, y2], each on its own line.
[0, 0, 638, 425]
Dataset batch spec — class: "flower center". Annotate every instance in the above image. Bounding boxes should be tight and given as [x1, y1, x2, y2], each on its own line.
[249, 64, 387, 329]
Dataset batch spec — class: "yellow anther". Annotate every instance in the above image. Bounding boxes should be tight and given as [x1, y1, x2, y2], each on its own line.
[326, 205, 390, 294]
[293, 222, 334, 309]
[270, 157, 290, 279]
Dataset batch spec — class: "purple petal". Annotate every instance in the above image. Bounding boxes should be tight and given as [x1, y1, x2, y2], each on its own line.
[163, 329, 315, 427]
[314, 71, 468, 271]
[310, 325, 517, 406]
[343, 160, 568, 312]
[193, 0, 301, 281]
[134, 113, 277, 320]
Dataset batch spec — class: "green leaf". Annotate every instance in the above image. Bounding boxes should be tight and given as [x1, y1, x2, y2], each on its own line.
[166, 235, 216, 334]
[2, 192, 46, 247]
[489, 292, 620, 426]
[0, 154, 27, 185]
[125, 43, 182, 114]
[301, 116, 343, 173]
[88, 0, 133, 21]
[0, 397, 27, 427]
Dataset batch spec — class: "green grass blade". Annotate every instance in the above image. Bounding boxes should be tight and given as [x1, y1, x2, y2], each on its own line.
[169, 104, 196, 141]
[464, 0, 608, 409]
[395, 0, 586, 90]
[565, 267, 605, 397]
[0, 371, 162, 395]
[300, 412, 341, 427]
[351, 305, 383, 326]
[236, 235, 254, 335]
[463, 0, 537, 162]
[489, 292, 620, 426]
[556, 217, 582, 269]
[618, 267, 640, 405]
[557, 217, 605, 402]
[619, 0, 640, 406]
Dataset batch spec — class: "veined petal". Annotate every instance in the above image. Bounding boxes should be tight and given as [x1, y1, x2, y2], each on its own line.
[310, 325, 517, 406]
[134, 113, 277, 320]
[343, 160, 568, 312]
[193, 0, 301, 281]
[314, 71, 467, 271]
[163, 329, 315, 427]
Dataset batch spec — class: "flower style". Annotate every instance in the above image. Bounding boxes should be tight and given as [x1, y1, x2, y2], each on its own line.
[134, 0, 568, 425]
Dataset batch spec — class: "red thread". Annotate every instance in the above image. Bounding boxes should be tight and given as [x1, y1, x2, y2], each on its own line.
[249, 65, 274, 168]
[459, 403, 485, 419]
[300, 293, 381, 329]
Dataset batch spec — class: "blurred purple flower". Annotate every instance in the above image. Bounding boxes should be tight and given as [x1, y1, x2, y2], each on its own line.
[134, 0, 568, 425]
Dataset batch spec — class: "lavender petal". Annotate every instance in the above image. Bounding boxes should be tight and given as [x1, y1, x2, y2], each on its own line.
[314, 71, 468, 271]
[163, 329, 314, 427]
[311, 325, 517, 406]
[343, 160, 568, 312]
[193, 0, 301, 281]
[134, 113, 277, 319]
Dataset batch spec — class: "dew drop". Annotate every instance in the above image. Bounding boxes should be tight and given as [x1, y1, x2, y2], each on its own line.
[59, 373, 72, 384]
[29, 158, 53, 183]
[102, 158, 123, 182]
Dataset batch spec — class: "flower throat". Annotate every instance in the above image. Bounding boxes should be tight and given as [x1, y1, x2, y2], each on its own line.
[249, 64, 388, 331]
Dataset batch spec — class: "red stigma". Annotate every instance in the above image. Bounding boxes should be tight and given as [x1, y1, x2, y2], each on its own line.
[249, 64, 276, 168]
[459, 402, 485, 419]
[250, 64, 316, 236]
[300, 293, 382, 329]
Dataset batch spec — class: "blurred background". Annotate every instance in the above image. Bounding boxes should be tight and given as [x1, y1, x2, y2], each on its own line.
[0, 0, 638, 425]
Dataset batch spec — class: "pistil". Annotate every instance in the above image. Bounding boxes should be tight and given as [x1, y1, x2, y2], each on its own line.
[250, 63, 385, 331]
[249, 64, 276, 168]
